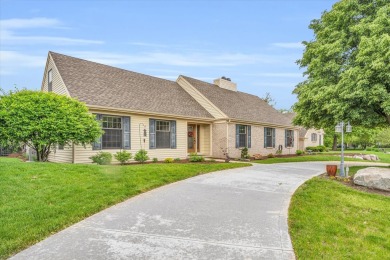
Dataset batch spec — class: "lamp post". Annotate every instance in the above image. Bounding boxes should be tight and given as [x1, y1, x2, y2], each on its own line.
[335, 121, 352, 177]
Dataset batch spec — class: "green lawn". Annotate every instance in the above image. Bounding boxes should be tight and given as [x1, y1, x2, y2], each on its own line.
[255, 150, 390, 164]
[289, 176, 390, 259]
[0, 158, 250, 259]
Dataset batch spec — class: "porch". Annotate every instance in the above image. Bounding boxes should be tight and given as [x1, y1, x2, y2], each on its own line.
[187, 123, 212, 156]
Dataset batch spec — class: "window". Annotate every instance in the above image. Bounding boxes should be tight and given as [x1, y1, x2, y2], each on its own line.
[238, 125, 247, 147]
[311, 133, 318, 142]
[48, 69, 52, 92]
[264, 127, 275, 148]
[156, 120, 171, 148]
[285, 130, 294, 147]
[102, 116, 122, 149]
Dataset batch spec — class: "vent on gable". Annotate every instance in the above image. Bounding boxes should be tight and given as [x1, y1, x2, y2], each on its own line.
[214, 77, 237, 92]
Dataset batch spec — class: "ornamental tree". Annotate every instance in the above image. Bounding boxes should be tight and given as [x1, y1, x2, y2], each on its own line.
[0, 89, 102, 162]
[293, 0, 390, 128]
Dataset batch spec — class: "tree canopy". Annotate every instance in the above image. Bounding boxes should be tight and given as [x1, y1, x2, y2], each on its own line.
[293, 0, 390, 128]
[0, 90, 102, 161]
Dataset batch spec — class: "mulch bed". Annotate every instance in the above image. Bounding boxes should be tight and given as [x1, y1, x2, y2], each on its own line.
[320, 173, 390, 197]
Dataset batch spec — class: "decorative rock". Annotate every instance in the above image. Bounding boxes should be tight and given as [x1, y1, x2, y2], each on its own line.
[353, 167, 390, 191]
[353, 155, 364, 160]
[369, 154, 379, 161]
[362, 154, 371, 160]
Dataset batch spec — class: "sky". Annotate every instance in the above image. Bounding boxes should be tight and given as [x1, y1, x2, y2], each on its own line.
[0, 0, 337, 110]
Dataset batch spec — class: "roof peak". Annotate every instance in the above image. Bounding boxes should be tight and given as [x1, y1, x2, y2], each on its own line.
[49, 51, 180, 84]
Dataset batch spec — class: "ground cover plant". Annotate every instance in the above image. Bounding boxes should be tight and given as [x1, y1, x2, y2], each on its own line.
[0, 158, 250, 258]
[289, 176, 390, 259]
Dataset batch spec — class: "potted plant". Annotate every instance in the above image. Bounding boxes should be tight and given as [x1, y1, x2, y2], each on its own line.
[326, 165, 337, 176]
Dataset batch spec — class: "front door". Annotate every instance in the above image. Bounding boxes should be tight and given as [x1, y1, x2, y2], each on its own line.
[188, 124, 197, 153]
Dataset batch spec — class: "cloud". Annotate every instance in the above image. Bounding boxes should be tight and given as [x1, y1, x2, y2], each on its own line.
[0, 17, 61, 29]
[0, 17, 103, 45]
[272, 42, 303, 49]
[0, 51, 46, 75]
[68, 51, 287, 68]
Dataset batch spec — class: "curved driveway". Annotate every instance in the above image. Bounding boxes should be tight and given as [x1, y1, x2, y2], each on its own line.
[12, 161, 388, 260]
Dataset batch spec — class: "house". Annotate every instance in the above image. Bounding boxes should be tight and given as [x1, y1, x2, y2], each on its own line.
[283, 112, 325, 150]
[42, 52, 300, 163]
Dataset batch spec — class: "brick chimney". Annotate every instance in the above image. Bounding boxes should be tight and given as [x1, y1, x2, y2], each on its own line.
[213, 76, 237, 92]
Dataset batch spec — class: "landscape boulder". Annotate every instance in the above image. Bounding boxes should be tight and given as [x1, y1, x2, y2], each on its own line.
[353, 167, 390, 191]
[369, 154, 379, 161]
[362, 154, 371, 160]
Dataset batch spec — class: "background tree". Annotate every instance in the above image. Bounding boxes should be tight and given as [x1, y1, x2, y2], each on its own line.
[0, 89, 102, 162]
[261, 92, 276, 108]
[293, 0, 390, 129]
[375, 127, 390, 147]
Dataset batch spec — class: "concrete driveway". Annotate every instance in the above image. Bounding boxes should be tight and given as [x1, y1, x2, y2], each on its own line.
[11, 161, 388, 260]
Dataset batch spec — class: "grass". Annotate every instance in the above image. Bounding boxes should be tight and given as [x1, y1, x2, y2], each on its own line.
[289, 176, 390, 259]
[0, 158, 250, 259]
[254, 150, 390, 164]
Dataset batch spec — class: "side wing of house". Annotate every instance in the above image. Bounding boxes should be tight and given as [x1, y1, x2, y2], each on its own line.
[303, 128, 325, 148]
[179, 76, 300, 158]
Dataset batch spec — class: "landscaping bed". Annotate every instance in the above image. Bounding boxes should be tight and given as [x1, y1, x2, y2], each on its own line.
[0, 158, 250, 259]
[321, 166, 390, 197]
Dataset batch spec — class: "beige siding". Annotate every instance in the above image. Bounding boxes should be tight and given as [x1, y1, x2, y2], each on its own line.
[41, 54, 70, 96]
[48, 145, 73, 163]
[74, 114, 189, 164]
[303, 129, 324, 149]
[227, 124, 298, 159]
[199, 124, 211, 155]
[177, 76, 226, 119]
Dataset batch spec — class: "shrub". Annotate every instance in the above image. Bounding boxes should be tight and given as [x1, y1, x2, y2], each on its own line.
[276, 149, 282, 155]
[317, 145, 326, 152]
[90, 152, 112, 165]
[240, 147, 250, 159]
[306, 146, 326, 152]
[134, 149, 149, 163]
[296, 150, 303, 156]
[189, 153, 205, 162]
[152, 157, 158, 163]
[267, 153, 274, 158]
[174, 158, 181, 162]
[164, 158, 174, 163]
[114, 150, 132, 165]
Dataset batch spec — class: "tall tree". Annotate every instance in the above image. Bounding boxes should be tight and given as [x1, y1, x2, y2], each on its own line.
[0, 90, 102, 161]
[293, 0, 390, 128]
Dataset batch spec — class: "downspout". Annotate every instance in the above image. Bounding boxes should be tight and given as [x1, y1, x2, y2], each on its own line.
[226, 119, 231, 153]
[72, 143, 75, 164]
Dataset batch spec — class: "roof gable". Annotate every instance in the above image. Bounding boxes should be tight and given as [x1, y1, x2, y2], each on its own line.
[182, 76, 293, 126]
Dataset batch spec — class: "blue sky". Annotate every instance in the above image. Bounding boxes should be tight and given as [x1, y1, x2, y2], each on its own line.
[0, 0, 337, 109]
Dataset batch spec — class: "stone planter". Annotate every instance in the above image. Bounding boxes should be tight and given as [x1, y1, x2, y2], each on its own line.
[326, 165, 337, 177]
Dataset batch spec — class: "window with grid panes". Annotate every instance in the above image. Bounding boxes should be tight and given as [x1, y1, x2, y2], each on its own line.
[156, 120, 171, 148]
[238, 125, 247, 147]
[265, 127, 274, 147]
[102, 116, 122, 149]
[286, 130, 294, 147]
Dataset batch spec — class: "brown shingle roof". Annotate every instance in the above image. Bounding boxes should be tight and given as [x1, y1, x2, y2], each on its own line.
[49, 52, 213, 119]
[182, 76, 293, 126]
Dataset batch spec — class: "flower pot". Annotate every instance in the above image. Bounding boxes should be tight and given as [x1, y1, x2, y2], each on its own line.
[326, 165, 337, 176]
